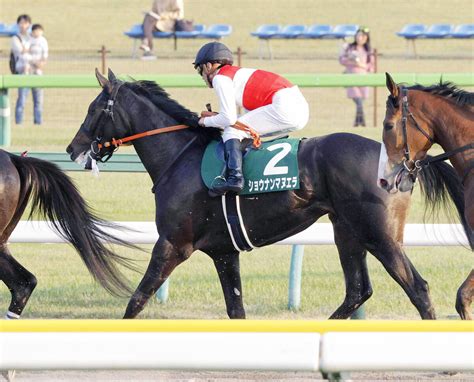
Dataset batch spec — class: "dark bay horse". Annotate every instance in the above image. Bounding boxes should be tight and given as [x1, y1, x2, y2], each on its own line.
[379, 72, 474, 319]
[0, 150, 137, 319]
[66, 69, 470, 319]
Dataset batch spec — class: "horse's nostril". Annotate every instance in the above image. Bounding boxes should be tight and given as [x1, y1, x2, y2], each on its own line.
[379, 178, 389, 189]
[66, 145, 72, 154]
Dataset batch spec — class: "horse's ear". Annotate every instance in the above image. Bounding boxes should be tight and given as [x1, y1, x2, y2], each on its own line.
[95, 68, 110, 89]
[385, 72, 399, 98]
[108, 68, 117, 83]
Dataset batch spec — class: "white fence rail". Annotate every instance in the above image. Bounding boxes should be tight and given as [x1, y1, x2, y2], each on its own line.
[1, 321, 473, 372]
[10, 221, 470, 246]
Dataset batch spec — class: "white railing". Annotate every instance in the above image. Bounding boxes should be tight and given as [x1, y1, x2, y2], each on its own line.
[9, 221, 470, 246]
[0, 320, 473, 372]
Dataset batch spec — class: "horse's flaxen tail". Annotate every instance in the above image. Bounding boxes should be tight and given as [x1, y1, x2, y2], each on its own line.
[418, 157, 474, 249]
[8, 153, 139, 296]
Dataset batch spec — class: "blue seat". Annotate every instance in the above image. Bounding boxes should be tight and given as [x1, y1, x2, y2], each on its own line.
[396, 24, 427, 39]
[326, 24, 359, 39]
[124, 24, 144, 38]
[277, 24, 306, 38]
[452, 24, 474, 38]
[0, 23, 19, 37]
[199, 24, 232, 39]
[251, 24, 281, 39]
[175, 24, 205, 38]
[302, 24, 332, 38]
[424, 24, 453, 38]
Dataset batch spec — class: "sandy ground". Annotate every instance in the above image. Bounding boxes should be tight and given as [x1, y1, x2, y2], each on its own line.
[2, 370, 474, 381]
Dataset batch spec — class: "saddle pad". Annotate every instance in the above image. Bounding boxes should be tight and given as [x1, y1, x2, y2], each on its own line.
[201, 138, 300, 195]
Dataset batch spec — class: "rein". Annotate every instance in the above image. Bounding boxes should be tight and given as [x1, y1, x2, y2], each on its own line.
[400, 87, 474, 180]
[97, 124, 189, 150]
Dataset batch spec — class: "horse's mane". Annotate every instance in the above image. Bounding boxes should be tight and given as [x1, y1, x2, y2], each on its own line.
[408, 82, 474, 108]
[123, 80, 221, 141]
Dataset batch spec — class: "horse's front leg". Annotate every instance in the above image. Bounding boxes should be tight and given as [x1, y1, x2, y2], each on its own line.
[124, 238, 187, 318]
[211, 251, 246, 319]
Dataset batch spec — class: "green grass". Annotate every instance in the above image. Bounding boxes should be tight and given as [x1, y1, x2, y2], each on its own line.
[0, 0, 472, 319]
[1, 244, 471, 319]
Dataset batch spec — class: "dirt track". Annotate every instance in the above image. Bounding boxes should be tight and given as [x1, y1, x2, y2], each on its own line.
[3, 370, 474, 381]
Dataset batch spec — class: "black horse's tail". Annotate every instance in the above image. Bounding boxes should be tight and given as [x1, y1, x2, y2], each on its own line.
[9, 153, 139, 296]
[418, 158, 474, 249]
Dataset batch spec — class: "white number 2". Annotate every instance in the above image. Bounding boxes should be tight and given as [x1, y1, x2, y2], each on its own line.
[263, 143, 291, 176]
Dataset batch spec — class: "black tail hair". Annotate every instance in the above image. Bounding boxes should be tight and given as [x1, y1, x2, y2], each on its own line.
[418, 157, 474, 249]
[9, 153, 140, 296]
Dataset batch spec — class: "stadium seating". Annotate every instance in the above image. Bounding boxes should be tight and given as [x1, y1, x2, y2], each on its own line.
[0, 23, 19, 37]
[199, 24, 232, 39]
[276, 24, 307, 38]
[251, 23, 358, 59]
[325, 24, 359, 39]
[302, 24, 332, 38]
[124, 23, 232, 58]
[424, 24, 454, 38]
[396, 24, 427, 39]
[396, 23, 473, 56]
[452, 24, 474, 38]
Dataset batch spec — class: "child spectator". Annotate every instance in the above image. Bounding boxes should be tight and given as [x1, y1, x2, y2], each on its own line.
[29, 24, 48, 124]
[339, 26, 374, 127]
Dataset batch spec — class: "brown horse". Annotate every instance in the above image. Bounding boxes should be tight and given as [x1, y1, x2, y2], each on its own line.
[379, 72, 474, 319]
[0, 150, 137, 319]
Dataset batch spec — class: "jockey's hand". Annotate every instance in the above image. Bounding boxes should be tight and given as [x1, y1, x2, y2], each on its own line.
[201, 111, 218, 118]
[198, 117, 206, 126]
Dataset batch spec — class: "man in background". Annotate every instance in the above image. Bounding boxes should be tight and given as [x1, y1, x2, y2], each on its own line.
[140, 0, 184, 59]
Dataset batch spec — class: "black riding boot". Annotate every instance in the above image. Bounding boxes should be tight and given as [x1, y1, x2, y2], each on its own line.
[211, 139, 244, 195]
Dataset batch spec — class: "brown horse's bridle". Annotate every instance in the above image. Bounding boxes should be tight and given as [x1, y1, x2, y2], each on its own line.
[400, 87, 474, 183]
[400, 87, 435, 173]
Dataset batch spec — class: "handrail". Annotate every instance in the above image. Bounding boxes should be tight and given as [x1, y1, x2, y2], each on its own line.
[1, 72, 473, 88]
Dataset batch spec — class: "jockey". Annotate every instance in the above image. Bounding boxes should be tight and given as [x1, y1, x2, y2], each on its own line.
[193, 42, 309, 195]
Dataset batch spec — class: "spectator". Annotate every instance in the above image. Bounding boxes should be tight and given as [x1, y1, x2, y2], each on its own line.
[11, 14, 32, 125]
[29, 24, 48, 125]
[140, 0, 184, 59]
[339, 26, 374, 127]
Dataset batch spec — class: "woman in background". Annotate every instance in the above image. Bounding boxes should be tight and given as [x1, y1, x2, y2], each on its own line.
[339, 26, 374, 127]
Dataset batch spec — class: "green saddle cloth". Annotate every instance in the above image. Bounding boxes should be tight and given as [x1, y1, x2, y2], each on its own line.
[201, 138, 300, 195]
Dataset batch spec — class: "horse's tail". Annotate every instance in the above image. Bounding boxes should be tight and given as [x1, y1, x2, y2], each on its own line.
[9, 153, 139, 296]
[418, 158, 474, 249]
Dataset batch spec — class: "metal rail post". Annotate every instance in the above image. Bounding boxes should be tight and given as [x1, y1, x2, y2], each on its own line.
[0, 89, 11, 147]
[288, 244, 305, 310]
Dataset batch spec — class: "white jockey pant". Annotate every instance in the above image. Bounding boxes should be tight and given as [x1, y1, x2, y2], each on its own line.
[222, 86, 309, 142]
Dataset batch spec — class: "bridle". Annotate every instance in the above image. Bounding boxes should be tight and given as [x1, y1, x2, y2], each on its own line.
[88, 81, 125, 163]
[400, 87, 435, 174]
[399, 87, 474, 183]
[87, 81, 191, 163]
[85, 81, 199, 187]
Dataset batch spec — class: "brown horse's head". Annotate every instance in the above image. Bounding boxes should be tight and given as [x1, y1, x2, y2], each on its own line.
[378, 73, 435, 193]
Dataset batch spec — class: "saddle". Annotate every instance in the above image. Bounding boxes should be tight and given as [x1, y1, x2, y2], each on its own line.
[201, 136, 301, 195]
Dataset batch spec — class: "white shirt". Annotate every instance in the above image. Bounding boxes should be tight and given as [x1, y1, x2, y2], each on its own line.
[30, 35, 48, 75]
[11, 32, 31, 74]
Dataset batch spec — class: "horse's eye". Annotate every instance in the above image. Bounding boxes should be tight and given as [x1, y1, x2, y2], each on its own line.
[384, 123, 394, 131]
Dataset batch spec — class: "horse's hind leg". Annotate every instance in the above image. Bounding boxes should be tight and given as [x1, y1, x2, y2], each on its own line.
[0, 244, 37, 319]
[329, 219, 372, 319]
[371, 242, 436, 319]
[455, 269, 473, 320]
[211, 251, 245, 319]
[124, 239, 188, 319]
